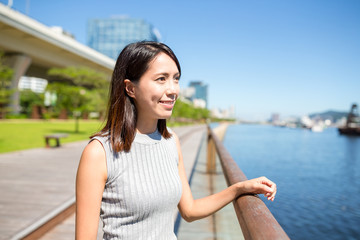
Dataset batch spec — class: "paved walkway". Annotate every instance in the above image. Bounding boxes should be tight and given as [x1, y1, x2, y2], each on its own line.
[0, 140, 86, 240]
[0, 125, 207, 239]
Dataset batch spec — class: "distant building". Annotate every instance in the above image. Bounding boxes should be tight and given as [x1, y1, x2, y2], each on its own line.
[211, 106, 235, 119]
[18, 76, 48, 93]
[270, 113, 280, 124]
[179, 87, 195, 100]
[188, 81, 208, 108]
[87, 16, 161, 60]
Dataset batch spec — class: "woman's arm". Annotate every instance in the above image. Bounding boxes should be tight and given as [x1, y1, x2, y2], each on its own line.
[75, 140, 107, 240]
[175, 133, 276, 222]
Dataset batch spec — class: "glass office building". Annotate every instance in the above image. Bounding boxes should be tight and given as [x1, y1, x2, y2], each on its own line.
[87, 17, 161, 60]
[189, 81, 208, 108]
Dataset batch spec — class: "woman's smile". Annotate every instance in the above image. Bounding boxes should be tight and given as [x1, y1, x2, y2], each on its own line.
[159, 100, 176, 109]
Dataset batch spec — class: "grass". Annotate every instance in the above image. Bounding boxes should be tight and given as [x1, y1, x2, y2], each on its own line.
[0, 119, 105, 153]
[0, 119, 204, 154]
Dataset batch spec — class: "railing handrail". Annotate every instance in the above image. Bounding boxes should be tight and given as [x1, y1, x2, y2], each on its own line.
[207, 125, 289, 240]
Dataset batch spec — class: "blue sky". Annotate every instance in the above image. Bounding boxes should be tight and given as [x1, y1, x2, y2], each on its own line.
[3, 0, 360, 120]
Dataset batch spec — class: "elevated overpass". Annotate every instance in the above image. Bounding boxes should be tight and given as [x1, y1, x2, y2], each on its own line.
[0, 3, 116, 113]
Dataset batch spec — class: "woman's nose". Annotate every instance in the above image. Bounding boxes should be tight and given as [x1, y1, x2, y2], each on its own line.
[166, 80, 179, 96]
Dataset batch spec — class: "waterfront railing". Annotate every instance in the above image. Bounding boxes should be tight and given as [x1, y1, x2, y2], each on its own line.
[207, 125, 289, 240]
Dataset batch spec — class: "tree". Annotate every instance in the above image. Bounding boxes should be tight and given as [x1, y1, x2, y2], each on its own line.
[47, 66, 109, 132]
[0, 52, 14, 119]
[48, 66, 108, 89]
[172, 99, 210, 122]
[20, 90, 44, 117]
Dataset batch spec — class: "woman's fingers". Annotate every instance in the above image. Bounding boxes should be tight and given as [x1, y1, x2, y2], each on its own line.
[256, 177, 277, 201]
[239, 177, 277, 201]
[259, 176, 276, 188]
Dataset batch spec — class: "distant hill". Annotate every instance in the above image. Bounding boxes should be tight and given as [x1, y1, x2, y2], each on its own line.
[309, 110, 348, 122]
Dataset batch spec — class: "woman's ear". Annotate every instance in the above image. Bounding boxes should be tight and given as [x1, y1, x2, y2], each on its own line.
[124, 79, 136, 98]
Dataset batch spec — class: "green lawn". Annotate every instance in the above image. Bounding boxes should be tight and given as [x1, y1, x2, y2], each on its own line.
[0, 120, 105, 153]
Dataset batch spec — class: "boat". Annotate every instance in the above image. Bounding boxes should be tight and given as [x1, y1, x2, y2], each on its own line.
[312, 124, 324, 132]
[338, 127, 360, 135]
[338, 104, 360, 136]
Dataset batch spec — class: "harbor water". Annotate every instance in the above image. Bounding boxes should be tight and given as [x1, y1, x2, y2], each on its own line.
[223, 124, 360, 240]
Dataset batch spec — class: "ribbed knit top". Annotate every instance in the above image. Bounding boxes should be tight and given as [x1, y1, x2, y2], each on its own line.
[92, 129, 182, 240]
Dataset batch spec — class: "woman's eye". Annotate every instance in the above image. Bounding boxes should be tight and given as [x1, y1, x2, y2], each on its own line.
[156, 77, 166, 82]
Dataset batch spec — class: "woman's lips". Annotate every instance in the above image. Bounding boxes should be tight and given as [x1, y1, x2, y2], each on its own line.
[159, 100, 175, 109]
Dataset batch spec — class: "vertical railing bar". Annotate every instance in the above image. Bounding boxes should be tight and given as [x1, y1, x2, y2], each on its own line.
[206, 130, 216, 173]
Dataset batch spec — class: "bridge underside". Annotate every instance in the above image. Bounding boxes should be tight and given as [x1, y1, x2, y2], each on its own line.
[0, 20, 114, 75]
[0, 16, 115, 114]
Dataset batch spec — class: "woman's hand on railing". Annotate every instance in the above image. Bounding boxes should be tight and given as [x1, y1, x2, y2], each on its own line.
[236, 176, 277, 201]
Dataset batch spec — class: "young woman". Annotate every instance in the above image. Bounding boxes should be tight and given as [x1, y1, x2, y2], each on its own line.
[76, 41, 277, 240]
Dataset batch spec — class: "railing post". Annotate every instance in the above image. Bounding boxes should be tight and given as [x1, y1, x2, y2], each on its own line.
[207, 126, 216, 173]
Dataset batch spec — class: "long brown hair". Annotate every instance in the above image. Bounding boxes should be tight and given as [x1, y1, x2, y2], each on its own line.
[92, 41, 181, 152]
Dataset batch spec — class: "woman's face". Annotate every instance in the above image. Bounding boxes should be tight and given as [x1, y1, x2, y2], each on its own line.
[130, 52, 180, 122]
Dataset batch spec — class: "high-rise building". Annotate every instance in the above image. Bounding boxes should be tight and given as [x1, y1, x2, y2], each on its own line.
[189, 81, 208, 108]
[87, 16, 161, 60]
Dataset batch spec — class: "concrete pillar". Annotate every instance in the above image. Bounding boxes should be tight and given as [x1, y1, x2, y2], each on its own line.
[6, 53, 32, 114]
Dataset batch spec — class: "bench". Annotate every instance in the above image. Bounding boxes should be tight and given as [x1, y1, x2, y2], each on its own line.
[44, 133, 69, 148]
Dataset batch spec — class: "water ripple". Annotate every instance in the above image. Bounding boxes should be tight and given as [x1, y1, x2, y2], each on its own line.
[224, 125, 360, 240]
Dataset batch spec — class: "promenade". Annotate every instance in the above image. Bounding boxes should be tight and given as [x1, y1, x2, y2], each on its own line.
[0, 124, 242, 239]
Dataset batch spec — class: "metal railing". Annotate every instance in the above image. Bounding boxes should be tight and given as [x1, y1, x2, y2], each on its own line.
[207, 125, 289, 240]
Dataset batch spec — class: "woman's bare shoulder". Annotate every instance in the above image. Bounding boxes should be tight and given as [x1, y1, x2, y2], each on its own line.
[83, 139, 105, 157]
[78, 139, 107, 179]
